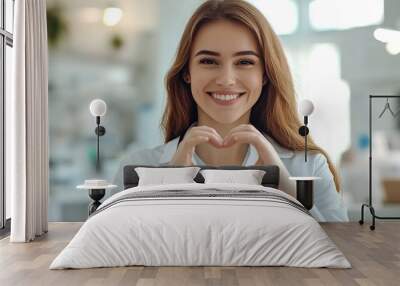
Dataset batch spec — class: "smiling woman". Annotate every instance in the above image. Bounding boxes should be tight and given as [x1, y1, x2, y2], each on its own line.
[112, 0, 349, 222]
[181, 19, 266, 166]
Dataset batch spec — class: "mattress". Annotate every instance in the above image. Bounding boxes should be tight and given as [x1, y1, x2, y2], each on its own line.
[50, 183, 351, 269]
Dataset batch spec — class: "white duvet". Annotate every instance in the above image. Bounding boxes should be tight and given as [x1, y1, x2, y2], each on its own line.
[50, 183, 351, 269]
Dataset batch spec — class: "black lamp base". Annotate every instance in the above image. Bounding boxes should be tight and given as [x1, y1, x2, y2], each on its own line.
[88, 189, 105, 215]
[295, 180, 314, 210]
[289, 177, 320, 210]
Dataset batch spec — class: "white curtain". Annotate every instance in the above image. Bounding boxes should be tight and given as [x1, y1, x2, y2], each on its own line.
[7, 0, 49, 242]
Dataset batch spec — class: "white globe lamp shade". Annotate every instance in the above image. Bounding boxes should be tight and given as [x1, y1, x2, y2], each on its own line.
[299, 99, 314, 116]
[89, 99, 107, 117]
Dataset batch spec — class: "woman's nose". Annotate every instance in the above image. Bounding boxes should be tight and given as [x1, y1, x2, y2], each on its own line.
[215, 66, 236, 86]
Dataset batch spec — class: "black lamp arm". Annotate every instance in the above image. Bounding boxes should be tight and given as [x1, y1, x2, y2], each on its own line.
[94, 116, 106, 172]
[298, 116, 309, 162]
[304, 116, 308, 162]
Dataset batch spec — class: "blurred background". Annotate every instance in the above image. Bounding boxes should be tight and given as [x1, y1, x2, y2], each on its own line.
[45, 0, 400, 221]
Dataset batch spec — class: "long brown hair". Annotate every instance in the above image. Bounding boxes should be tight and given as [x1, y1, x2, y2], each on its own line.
[161, 0, 341, 192]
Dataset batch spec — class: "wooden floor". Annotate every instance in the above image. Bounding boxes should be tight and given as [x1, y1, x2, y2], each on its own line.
[0, 222, 399, 286]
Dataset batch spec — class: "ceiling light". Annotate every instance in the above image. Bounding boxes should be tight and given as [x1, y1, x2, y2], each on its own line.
[374, 28, 400, 43]
[385, 41, 400, 55]
[103, 7, 123, 27]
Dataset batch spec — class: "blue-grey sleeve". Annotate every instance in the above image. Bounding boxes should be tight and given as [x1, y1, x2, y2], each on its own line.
[311, 153, 349, 222]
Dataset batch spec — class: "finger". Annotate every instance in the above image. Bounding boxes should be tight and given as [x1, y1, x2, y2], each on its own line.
[186, 126, 218, 140]
[203, 134, 225, 148]
[192, 127, 224, 143]
[183, 136, 210, 151]
[193, 130, 224, 146]
[223, 132, 259, 147]
[224, 124, 258, 141]
[194, 126, 223, 141]
[223, 130, 250, 146]
[185, 131, 224, 148]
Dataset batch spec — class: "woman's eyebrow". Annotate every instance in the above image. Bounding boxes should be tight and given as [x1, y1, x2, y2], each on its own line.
[194, 50, 260, 57]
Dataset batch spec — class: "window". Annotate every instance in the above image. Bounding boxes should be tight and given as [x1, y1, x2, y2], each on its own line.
[309, 0, 384, 31]
[1, 0, 14, 231]
[287, 43, 351, 167]
[246, 0, 299, 35]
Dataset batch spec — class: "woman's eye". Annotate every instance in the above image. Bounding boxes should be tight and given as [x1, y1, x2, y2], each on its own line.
[198, 58, 255, 66]
[238, 60, 255, 65]
[199, 58, 217, 65]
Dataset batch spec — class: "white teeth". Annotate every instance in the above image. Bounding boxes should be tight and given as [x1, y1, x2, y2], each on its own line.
[211, 93, 240, 101]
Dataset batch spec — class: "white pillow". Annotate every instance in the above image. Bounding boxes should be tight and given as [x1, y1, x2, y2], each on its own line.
[200, 169, 266, 185]
[135, 167, 201, 186]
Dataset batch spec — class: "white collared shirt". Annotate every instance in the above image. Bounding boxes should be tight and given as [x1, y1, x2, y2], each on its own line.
[111, 135, 349, 222]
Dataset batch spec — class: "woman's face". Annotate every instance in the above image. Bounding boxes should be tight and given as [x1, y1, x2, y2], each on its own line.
[187, 19, 265, 125]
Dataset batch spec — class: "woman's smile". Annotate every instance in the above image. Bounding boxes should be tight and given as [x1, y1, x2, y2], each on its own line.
[206, 91, 246, 106]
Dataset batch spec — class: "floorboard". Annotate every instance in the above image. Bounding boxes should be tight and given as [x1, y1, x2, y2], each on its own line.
[0, 222, 399, 286]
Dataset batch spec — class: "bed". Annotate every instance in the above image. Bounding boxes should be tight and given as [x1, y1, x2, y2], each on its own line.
[49, 165, 350, 269]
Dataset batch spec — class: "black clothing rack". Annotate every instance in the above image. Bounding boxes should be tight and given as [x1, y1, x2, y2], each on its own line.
[360, 95, 400, 230]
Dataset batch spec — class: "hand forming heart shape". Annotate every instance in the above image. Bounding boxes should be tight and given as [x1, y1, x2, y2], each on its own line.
[169, 124, 278, 166]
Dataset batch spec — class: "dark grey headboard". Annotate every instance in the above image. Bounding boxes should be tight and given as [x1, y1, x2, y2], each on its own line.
[123, 165, 280, 190]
